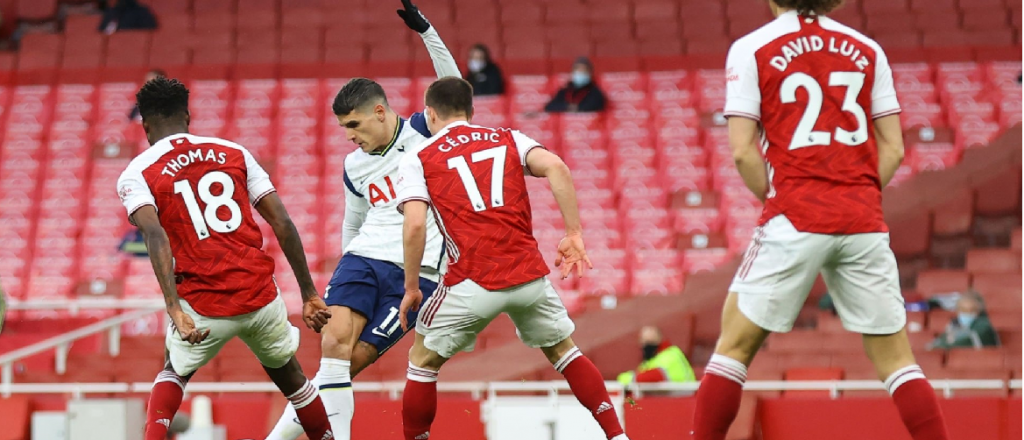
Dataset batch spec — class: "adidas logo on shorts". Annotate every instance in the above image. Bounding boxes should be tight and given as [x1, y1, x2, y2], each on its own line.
[596, 402, 613, 415]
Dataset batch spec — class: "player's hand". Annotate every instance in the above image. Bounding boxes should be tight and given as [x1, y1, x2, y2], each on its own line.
[399, 288, 423, 332]
[302, 297, 332, 333]
[555, 232, 594, 279]
[169, 308, 209, 345]
[397, 0, 431, 33]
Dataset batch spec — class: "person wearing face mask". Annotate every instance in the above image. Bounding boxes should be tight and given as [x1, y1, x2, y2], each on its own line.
[617, 326, 695, 387]
[465, 44, 505, 96]
[544, 57, 607, 113]
[928, 292, 999, 350]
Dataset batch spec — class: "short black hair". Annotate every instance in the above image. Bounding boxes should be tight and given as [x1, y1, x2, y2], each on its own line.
[136, 77, 189, 120]
[333, 78, 389, 116]
[425, 77, 474, 119]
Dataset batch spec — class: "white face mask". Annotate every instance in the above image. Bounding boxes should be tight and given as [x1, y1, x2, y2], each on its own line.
[468, 59, 485, 73]
[571, 71, 591, 87]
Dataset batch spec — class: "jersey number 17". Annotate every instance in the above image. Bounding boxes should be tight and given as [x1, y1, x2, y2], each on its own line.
[448, 145, 508, 212]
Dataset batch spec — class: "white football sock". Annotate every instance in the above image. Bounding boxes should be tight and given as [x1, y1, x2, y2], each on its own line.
[318, 358, 354, 440]
[610, 435, 630, 440]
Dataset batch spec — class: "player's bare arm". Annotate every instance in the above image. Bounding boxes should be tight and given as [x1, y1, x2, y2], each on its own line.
[398, 200, 429, 331]
[873, 114, 905, 188]
[398, 0, 460, 79]
[132, 205, 210, 345]
[525, 148, 593, 279]
[255, 192, 332, 332]
[728, 116, 770, 203]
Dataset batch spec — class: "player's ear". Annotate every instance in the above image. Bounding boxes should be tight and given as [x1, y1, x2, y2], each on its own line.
[375, 104, 386, 122]
[184, 110, 191, 127]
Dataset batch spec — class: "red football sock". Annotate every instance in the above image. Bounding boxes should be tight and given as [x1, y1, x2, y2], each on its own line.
[556, 347, 625, 439]
[887, 366, 950, 440]
[403, 363, 439, 440]
[693, 354, 747, 440]
[145, 370, 186, 440]
[288, 380, 334, 440]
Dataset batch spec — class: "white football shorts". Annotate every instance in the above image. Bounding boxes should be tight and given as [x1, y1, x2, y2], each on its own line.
[165, 294, 300, 377]
[729, 214, 906, 335]
[417, 277, 576, 359]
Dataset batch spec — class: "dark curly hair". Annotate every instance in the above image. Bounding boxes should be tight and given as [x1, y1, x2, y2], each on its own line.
[773, 0, 845, 14]
[135, 77, 189, 120]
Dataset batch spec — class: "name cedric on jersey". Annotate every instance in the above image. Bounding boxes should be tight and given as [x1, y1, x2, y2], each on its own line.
[767, 36, 870, 72]
[435, 130, 502, 152]
[160, 148, 229, 177]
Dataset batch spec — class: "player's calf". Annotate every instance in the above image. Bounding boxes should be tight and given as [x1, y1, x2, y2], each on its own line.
[265, 357, 335, 440]
[145, 367, 190, 440]
[865, 330, 950, 440]
[542, 339, 628, 440]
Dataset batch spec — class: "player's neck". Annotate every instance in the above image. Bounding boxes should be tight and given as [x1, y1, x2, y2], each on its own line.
[374, 112, 401, 152]
[147, 125, 189, 146]
[434, 117, 468, 132]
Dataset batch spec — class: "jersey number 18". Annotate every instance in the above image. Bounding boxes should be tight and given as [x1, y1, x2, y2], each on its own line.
[173, 171, 243, 240]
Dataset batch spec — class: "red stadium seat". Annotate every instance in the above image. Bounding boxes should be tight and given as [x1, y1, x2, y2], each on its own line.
[966, 249, 1022, 275]
[17, 0, 57, 21]
[916, 270, 971, 295]
[784, 367, 844, 397]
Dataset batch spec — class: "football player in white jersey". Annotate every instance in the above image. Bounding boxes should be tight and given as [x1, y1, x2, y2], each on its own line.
[265, 1, 453, 439]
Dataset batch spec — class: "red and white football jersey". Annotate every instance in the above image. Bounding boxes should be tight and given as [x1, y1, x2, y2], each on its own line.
[396, 122, 550, 290]
[724, 11, 901, 234]
[117, 133, 278, 317]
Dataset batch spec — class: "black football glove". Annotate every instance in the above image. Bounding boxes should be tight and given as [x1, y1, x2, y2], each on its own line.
[397, 0, 431, 33]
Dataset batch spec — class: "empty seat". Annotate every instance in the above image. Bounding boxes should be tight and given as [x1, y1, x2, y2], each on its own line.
[966, 249, 1022, 275]
[916, 270, 970, 295]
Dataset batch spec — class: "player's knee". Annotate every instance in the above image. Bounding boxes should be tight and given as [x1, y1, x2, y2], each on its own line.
[540, 337, 576, 365]
[321, 331, 355, 360]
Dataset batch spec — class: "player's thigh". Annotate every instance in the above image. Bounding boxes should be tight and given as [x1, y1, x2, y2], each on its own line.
[729, 215, 828, 333]
[356, 268, 440, 358]
[822, 233, 906, 335]
[505, 278, 576, 350]
[320, 305, 368, 359]
[417, 279, 503, 359]
[165, 300, 236, 377]
[238, 296, 300, 369]
[323, 254, 383, 325]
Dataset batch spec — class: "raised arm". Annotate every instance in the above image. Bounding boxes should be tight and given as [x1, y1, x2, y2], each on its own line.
[132, 206, 209, 345]
[255, 193, 331, 332]
[397, 0, 460, 79]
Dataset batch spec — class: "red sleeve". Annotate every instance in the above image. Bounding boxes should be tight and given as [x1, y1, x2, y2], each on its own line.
[634, 368, 668, 383]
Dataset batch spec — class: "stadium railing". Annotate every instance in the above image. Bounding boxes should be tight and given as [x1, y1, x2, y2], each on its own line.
[2, 379, 1020, 400]
[0, 306, 161, 390]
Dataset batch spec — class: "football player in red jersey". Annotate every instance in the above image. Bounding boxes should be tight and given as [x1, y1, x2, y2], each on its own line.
[117, 77, 335, 440]
[394, 78, 630, 440]
[692, 1, 949, 439]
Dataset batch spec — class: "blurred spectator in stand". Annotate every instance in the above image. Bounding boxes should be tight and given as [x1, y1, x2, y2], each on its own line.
[928, 291, 999, 350]
[617, 326, 695, 387]
[544, 57, 606, 113]
[99, 0, 157, 35]
[129, 69, 166, 121]
[465, 43, 504, 96]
